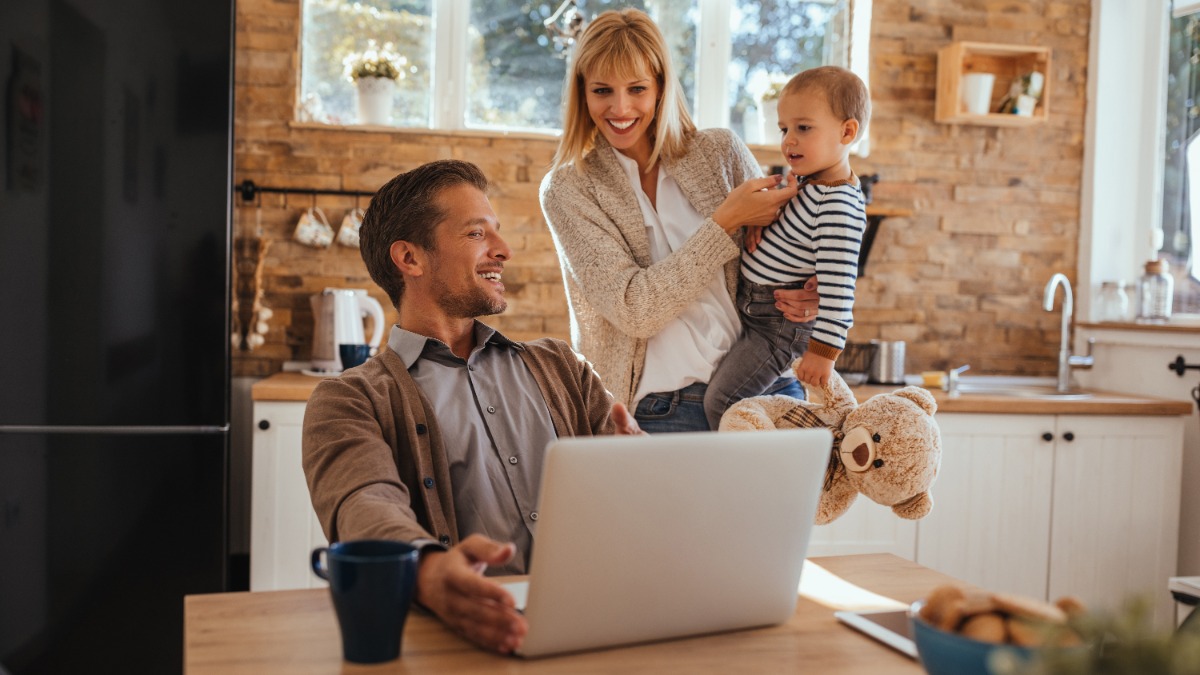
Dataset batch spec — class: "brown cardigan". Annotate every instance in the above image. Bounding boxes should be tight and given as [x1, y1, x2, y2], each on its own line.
[302, 337, 616, 546]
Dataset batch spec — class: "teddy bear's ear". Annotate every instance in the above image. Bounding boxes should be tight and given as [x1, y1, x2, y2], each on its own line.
[893, 386, 937, 415]
[892, 492, 933, 520]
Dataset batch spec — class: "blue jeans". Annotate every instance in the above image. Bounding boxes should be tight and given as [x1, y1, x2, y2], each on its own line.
[634, 376, 805, 434]
[704, 278, 814, 429]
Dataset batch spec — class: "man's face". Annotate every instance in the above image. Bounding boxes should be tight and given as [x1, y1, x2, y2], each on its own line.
[421, 183, 511, 319]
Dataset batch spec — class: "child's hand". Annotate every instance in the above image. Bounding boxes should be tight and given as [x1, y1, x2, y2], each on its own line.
[744, 225, 765, 253]
[796, 353, 835, 388]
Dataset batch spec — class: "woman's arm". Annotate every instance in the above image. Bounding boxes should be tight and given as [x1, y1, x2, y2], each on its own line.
[541, 172, 738, 338]
[539, 136, 795, 338]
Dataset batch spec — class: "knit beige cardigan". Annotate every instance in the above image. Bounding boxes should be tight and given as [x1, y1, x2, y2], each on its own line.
[539, 128, 763, 405]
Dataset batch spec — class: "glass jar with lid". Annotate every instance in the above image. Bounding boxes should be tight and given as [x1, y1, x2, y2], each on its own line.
[1096, 281, 1130, 322]
[1137, 259, 1174, 323]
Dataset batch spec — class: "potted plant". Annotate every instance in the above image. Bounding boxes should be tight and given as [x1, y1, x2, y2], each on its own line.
[342, 40, 403, 125]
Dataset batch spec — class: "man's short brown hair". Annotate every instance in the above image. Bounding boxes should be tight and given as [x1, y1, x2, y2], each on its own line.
[359, 160, 490, 308]
[783, 66, 871, 140]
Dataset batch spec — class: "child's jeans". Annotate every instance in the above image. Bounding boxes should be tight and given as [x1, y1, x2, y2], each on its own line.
[704, 278, 813, 429]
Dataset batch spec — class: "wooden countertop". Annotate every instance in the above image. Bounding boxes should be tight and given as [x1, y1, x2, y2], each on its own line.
[850, 383, 1193, 416]
[184, 553, 942, 674]
[253, 371, 1193, 415]
[252, 371, 328, 402]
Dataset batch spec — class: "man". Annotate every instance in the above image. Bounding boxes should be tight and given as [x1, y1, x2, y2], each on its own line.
[302, 160, 640, 655]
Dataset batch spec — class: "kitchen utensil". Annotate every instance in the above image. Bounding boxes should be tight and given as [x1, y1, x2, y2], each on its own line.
[293, 206, 334, 248]
[312, 540, 418, 663]
[336, 208, 364, 247]
[867, 340, 907, 385]
[311, 288, 386, 371]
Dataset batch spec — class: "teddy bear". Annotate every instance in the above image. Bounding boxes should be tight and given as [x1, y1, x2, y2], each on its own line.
[719, 365, 941, 525]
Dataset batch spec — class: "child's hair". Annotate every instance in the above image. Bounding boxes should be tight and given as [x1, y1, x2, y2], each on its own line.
[551, 8, 696, 173]
[783, 66, 871, 139]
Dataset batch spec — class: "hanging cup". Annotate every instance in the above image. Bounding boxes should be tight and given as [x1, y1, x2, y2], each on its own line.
[337, 207, 365, 248]
[293, 206, 334, 248]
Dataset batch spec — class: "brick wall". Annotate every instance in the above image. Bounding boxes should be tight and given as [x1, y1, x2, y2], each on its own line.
[233, 0, 1089, 378]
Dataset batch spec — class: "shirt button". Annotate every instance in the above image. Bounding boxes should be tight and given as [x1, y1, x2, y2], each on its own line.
[530, 512, 539, 521]
[508, 456, 518, 465]
[423, 477, 434, 489]
[487, 405, 496, 414]
[439, 534, 451, 545]
[415, 423, 427, 435]
[468, 365, 475, 372]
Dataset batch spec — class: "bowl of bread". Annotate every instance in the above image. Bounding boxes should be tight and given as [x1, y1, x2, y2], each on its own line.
[909, 584, 1086, 675]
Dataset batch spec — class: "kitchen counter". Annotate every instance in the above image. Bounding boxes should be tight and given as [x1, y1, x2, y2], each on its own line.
[253, 371, 1193, 415]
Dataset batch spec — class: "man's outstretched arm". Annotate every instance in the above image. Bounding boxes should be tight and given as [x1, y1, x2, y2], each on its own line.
[416, 534, 529, 654]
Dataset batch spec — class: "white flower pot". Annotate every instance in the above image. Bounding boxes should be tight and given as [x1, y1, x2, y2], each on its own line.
[355, 77, 395, 126]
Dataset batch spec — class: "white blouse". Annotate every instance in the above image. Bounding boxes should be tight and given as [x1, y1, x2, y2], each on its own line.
[609, 149, 741, 405]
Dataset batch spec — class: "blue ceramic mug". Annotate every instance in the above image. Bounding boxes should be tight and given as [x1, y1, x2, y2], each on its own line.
[338, 343, 371, 370]
[311, 540, 419, 663]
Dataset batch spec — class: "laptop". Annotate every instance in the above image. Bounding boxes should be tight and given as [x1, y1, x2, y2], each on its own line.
[504, 428, 831, 657]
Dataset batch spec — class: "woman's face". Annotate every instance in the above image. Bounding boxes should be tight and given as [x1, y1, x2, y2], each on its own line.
[584, 68, 659, 169]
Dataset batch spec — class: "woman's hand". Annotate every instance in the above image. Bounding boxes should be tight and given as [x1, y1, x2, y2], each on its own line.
[776, 276, 820, 323]
[711, 173, 798, 235]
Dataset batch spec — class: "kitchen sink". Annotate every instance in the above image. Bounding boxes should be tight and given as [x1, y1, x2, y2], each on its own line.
[951, 375, 1094, 400]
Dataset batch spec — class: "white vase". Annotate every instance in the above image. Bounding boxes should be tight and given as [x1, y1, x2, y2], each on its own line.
[355, 77, 395, 126]
[758, 98, 778, 143]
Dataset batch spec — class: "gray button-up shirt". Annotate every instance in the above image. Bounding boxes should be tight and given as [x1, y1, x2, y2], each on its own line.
[389, 322, 557, 575]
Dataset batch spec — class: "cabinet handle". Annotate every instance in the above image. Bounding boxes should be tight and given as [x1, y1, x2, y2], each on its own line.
[1041, 432, 1054, 442]
[1062, 431, 1074, 442]
[258, 420, 270, 431]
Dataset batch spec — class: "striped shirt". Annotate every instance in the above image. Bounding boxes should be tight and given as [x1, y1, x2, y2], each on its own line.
[739, 176, 866, 357]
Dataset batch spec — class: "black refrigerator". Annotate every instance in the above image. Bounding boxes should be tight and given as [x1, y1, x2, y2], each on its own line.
[0, 0, 233, 672]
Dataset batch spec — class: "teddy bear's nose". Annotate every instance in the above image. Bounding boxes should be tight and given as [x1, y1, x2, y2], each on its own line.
[840, 426, 877, 472]
[852, 443, 870, 467]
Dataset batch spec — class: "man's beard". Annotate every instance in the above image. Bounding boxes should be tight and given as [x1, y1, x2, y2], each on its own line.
[437, 286, 506, 319]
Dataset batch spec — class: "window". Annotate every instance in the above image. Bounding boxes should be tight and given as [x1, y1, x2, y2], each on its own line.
[298, 0, 870, 147]
[1161, 3, 1200, 312]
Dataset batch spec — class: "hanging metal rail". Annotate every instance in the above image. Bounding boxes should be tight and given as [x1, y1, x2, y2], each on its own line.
[234, 179, 375, 203]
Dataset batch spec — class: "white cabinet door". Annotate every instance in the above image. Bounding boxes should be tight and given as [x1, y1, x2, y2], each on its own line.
[250, 401, 328, 591]
[807, 496, 917, 559]
[1048, 415, 1184, 627]
[916, 414, 1055, 600]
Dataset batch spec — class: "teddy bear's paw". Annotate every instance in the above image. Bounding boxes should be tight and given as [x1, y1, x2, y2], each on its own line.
[892, 491, 934, 520]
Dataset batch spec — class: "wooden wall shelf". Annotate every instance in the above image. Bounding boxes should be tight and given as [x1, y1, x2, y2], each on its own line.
[936, 41, 1051, 126]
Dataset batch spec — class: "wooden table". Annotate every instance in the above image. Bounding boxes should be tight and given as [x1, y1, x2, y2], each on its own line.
[185, 554, 960, 674]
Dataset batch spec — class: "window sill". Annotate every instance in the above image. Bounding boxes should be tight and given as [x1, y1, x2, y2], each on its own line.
[288, 121, 563, 143]
[1078, 320, 1200, 333]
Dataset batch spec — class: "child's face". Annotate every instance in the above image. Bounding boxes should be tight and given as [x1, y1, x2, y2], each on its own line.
[584, 67, 659, 170]
[776, 87, 858, 181]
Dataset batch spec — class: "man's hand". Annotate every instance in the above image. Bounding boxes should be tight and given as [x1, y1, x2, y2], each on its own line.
[416, 535, 528, 654]
[775, 276, 820, 323]
[611, 402, 645, 435]
[795, 352, 835, 388]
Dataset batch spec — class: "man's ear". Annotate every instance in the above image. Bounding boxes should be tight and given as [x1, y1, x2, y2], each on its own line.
[841, 118, 859, 145]
[390, 240, 425, 279]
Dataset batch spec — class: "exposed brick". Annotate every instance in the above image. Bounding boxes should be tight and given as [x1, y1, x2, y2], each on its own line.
[232, 0, 1089, 377]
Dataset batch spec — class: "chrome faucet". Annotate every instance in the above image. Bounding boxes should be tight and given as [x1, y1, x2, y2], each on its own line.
[1042, 273, 1095, 393]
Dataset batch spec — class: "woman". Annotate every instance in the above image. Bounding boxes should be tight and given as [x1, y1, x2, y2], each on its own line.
[539, 8, 819, 433]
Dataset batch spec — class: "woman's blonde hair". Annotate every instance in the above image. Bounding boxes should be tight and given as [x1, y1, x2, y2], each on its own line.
[550, 8, 695, 173]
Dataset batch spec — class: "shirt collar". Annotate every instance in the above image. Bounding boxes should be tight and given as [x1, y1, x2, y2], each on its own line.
[388, 321, 521, 368]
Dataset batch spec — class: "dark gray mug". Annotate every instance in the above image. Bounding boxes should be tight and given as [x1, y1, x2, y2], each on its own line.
[311, 540, 419, 663]
[338, 343, 371, 370]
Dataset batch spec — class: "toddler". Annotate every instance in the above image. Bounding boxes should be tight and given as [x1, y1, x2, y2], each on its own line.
[704, 66, 870, 429]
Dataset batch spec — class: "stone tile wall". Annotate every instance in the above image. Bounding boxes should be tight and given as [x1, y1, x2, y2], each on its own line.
[233, 0, 1089, 378]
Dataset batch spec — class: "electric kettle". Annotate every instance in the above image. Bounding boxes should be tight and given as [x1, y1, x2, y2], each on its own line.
[310, 288, 386, 371]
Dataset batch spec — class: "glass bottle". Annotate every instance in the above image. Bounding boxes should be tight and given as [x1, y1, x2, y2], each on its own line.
[1096, 281, 1130, 323]
[1137, 259, 1174, 323]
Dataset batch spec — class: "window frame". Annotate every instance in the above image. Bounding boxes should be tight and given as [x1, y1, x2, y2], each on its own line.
[309, 0, 871, 146]
[1080, 0, 1172, 321]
